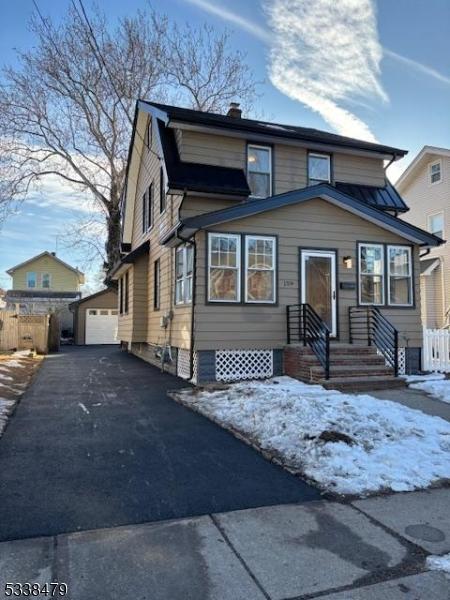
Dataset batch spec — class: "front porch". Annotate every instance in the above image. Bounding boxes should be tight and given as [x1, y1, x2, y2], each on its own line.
[285, 303, 408, 391]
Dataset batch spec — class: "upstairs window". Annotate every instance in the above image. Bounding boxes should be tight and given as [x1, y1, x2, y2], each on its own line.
[430, 161, 441, 185]
[175, 245, 193, 304]
[26, 272, 36, 289]
[428, 212, 444, 239]
[247, 145, 272, 198]
[124, 271, 129, 314]
[42, 273, 51, 289]
[154, 259, 160, 310]
[146, 117, 152, 148]
[308, 153, 331, 185]
[358, 243, 384, 305]
[142, 184, 153, 234]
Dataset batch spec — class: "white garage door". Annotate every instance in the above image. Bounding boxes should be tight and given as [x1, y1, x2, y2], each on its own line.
[85, 308, 119, 345]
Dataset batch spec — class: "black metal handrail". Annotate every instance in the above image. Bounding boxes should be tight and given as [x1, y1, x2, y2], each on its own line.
[349, 306, 398, 376]
[287, 303, 330, 379]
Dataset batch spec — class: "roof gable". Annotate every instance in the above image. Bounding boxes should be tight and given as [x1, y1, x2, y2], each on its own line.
[172, 184, 442, 248]
[7, 251, 84, 281]
[396, 146, 450, 192]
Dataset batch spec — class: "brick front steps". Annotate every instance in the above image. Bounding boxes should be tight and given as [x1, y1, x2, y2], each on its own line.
[284, 343, 406, 392]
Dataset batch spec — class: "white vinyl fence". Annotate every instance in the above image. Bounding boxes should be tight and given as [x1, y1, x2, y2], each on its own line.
[423, 328, 450, 372]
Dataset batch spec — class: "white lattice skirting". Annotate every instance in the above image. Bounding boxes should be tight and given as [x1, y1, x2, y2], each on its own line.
[177, 348, 191, 380]
[215, 349, 273, 382]
[377, 347, 406, 375]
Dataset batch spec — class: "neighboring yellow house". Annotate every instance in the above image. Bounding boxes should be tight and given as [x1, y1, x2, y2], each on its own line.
[5, 251, 85, 335]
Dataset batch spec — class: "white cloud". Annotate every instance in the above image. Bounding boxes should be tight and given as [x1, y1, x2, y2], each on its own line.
[265, 0, 386, 142]
[384, 48, 450, 86]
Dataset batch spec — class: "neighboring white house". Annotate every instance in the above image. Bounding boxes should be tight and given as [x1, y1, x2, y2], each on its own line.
[397, 146, 450, 328]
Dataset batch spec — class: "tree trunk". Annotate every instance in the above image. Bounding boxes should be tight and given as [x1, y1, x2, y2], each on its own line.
[105, 202, 122, 270]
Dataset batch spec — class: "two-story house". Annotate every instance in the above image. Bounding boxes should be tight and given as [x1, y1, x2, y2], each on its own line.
[110, 101, 442, 388]
[397, 146, 450, 329]
[5, 251, 85, 335]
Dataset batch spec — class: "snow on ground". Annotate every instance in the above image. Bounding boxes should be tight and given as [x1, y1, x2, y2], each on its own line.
[405, 375, 450, 405]
[426, 553, 450, 575]
[0, 350, 35, 435]
[174, 376, 450, 496]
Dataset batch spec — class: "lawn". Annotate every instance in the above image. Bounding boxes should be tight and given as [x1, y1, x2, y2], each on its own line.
[172, 376, 450, 496]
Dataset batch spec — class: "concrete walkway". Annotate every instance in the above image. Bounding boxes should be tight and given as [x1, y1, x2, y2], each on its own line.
[2, 489, 449, 599]
[367, 386, 450, 422]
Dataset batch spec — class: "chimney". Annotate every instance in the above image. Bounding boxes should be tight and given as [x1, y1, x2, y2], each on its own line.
[227, 102, 242, 118]
[51, 252, 56, 256]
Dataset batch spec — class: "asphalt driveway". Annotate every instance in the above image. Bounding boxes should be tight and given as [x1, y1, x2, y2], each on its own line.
[0, 346, 319, 541]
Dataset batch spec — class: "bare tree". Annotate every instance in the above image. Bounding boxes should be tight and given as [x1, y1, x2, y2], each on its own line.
[0, 4, 257, 269]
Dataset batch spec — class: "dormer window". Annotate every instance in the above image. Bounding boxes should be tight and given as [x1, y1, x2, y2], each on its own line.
[308, 153, 331, 185]
[430, 161, 441, 185]
[247, 145, 272, 198]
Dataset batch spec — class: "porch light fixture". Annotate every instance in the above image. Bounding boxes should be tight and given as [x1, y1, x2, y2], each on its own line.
[343, 256, 353, 269]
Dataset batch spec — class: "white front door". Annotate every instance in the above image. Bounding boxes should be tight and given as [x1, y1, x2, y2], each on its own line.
[300, 250, 337, 337]
[85, 309, 119, 345]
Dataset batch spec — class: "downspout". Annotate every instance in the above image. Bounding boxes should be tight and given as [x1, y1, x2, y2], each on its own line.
[384, 153, 398, 175]
[189, 238, 197, 382]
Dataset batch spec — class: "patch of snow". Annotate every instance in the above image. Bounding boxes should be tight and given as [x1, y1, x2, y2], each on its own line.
[403, 373, 446, 383]
[174, 376, 450, 495]
[426, 552, 450, 574]
[2, 360, 26, 369]
[0, 373, 13, 382]
[408, 379, 450, 404]
[78, 402, 90, 415]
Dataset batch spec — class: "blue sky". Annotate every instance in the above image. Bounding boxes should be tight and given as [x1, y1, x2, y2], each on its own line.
[1, 0, 449, 290]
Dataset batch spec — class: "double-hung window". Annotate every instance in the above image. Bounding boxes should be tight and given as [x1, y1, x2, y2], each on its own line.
[208, 233, 241, 302]
[160, 167, 166, 213]
[42, 273, 51, 289]
[358, 243, 384, 305]
[430, 161, 441, 184]
[388, 246, 413, 306]
[207, 233, 277, 304]
[245, 235, 276, 303]
[247, 145, 272, 198]
[428, 212, 444, 238]
[124, 271, 129, 314]
[142, 184, 153, 233]
[175, 245, 193, 304]
[308, 153, 331, 185]
[26, 272, 36, 289]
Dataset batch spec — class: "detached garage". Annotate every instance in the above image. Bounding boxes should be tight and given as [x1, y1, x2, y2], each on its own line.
[70, 288, 119, 345]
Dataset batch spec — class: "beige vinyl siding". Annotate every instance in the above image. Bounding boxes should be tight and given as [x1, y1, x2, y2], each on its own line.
[194, 197, 422, 350]
[274, 145, 307, 193]
[401, 155, 450, 327]
[127, 116, 192, 350]
[74, 289, 118, 345]
[421, 268, 444, 329]
[12, 255, 81, 291]
[180, 196, 241, 220]
[333, 154, 385, 186]
[178, 130, 246, 169]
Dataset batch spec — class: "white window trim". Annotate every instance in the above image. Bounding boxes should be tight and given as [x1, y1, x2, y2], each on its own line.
[429, 160, 442, 186]
[358, 243, 385, 306]
[387, 245, 413, 307]
[207, 233, 241, 303]
[308, 152, 331, 184]
[26, 272, 37, 289]
[175, 245, 193, 305]
[244, 235, 277, 304]
[427, 211, 444, 237]
[247, 144, 272, 198]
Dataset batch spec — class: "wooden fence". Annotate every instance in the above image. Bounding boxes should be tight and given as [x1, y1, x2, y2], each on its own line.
[423, 328, 450, 372]
[0, 311, 60, 354]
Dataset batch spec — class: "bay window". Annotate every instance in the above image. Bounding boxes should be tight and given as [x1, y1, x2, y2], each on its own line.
[358, 243, 384, 305]
[388, 245, 413, 306]
[245, 235, 276, 303]
[208, 233, 240, 302]
[247, 145, 272, 198]
[175, 244, 193, 304]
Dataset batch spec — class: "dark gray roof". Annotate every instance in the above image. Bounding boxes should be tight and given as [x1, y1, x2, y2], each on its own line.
[174, 184, 443, 247]
[335, 181, 408, 213]
[157, 120, 250, 197]
[6, 290, 81, 299]
[144, 101, 407, 158]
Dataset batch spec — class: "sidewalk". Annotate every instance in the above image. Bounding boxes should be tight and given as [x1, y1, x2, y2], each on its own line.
[1, 489, 449, 599]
